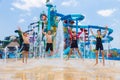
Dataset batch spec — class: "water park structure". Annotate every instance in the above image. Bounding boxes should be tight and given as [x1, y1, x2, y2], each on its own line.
[0, 1, 114, 60]
[1, 1, 120, 80]
[24, 1, 114, 59]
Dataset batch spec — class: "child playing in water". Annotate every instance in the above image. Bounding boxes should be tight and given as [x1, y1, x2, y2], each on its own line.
[18, 27, 30, 64]
[42, 30, 56, 56]
[66, 27, 83, 60]
[90, 26, 108, 66]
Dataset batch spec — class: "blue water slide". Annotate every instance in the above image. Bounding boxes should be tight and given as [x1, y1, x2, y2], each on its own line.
[70, 25, 113, 43]
[50, 11, 64, 17]
[50, 11, 85, 21]
[63, 25, 113, 55]
[88, 25, 113, 35]
[88, 25, 113, 43]
[61, 14, 84, 21]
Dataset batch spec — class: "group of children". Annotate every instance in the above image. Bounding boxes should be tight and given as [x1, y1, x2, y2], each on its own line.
[18, 26, 108, 66]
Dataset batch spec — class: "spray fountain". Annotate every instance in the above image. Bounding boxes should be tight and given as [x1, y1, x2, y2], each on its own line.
[55, 20, 64, 59]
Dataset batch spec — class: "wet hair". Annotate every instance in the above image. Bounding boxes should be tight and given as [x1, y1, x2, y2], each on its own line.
[97, 29, 101, 32]
[47, 30, 52, 33]
[47, 30, 51, 32]
[72, 31, 76, 33]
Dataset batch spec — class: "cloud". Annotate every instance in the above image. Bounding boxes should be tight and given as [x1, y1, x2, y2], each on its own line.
[18, 18, 25, 23]
[61, 0, 78, 7]
[10, 7, 15, 11]
[97, 9, 117, 17]
[12, 0, 46, 11]
[20, 12, 31, 17]
[32, 16, 39, 22]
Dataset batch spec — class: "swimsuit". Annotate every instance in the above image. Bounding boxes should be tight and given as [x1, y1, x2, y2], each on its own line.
[45, 35, 53, 51]
[46, 43, 53, 51]
[96, 36, 103, 50]
[23, 44, 29, 51]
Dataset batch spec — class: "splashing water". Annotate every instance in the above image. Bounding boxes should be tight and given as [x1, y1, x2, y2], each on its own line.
[4, 47, 8, 63]
[37, 23, 43, 58]
[55, 21, 64, 59]
[38, 23, 43, 58]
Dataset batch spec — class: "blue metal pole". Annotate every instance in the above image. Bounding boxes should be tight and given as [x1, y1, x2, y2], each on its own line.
[88, 26, 90, 45]
[48, 7, 50, 30]
[46, 3, 53, 31]
[76, 19, 78, 34]
[88, 26, 90, 58]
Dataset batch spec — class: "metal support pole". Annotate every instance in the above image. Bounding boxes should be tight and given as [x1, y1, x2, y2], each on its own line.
[46, 3, 53, 30]
[88, 27, 90, 59]
[83, 28, 86, 59]
[107, 34, 109, 60]
[76, 19, 78, 34]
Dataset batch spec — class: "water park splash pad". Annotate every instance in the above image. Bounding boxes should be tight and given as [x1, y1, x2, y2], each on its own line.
[0, 59, 120, 80]
[1, 1, 120, 80]
[26, 3, 113, 59]
[0, 1, 114, 60]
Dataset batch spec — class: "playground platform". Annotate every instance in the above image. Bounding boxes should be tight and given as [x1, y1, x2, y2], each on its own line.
[0, 58, 120, 80]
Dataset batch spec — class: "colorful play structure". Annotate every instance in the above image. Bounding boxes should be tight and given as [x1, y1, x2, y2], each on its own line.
[28, 2, 113, 58]
[1, 1, 117, 61]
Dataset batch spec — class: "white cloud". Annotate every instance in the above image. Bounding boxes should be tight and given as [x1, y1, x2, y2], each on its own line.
[61, 0, 78, 7]
[12, 0, 46, 11]
[20, 12, 31, 17]
[32, 16, 39, 22]
[18, 18, 25, 23]
[97, 9, 117, 17]
[10, 7, 15, 11]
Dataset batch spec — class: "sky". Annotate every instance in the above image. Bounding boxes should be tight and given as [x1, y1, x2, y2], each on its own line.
[0, 0, 120, 48]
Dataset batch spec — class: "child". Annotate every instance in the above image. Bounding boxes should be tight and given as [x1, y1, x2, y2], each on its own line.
[66, 27, 83, 60]
[18, 27, 30, 64]
[90, 26, 108, 66]
[42, 30, 56, 56]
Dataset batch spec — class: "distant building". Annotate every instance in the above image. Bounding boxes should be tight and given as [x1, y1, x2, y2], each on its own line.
[6, 40, 19, 52]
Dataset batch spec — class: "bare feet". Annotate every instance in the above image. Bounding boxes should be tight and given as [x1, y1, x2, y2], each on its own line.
[94, 63, 98, 66]
[81, 58, 84, 61]
[65, 58, 69, 61]
[103, 63, 105, 66]
[47, 54, 53, 56]
[22, 60, 24, 63]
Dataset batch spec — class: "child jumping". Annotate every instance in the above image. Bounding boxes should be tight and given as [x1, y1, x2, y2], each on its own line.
[18, 27, 30, 64]
[42, 30, 56, 56]
[66, 27, 83, 60]
[90, 26, 108, 66]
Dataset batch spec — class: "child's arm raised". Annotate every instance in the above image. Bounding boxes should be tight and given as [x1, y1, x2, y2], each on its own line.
[103, 25, 108, 36]
[90, 28, 95, 36]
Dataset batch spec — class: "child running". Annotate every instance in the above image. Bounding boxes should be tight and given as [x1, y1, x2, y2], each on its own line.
[66, 27, 83, 60]
[90, 26, 108, 66]
[42, 30, 56, 56]
[18, 27, 30, 64]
